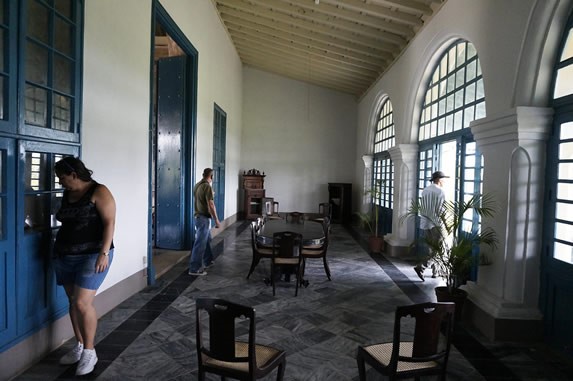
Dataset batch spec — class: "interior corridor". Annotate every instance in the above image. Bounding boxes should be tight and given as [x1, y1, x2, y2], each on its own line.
[14, 221, 573, 381]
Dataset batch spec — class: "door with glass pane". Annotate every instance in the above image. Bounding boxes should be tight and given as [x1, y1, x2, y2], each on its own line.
[17, 142, 76, 336]
[0, 139, 16, 347]
[541, 113, 573, 355]
[213, 104, 226, 219]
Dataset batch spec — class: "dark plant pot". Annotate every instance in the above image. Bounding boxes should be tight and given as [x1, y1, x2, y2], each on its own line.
[435, 286, 468, 322]
[369, 236, 384, 253]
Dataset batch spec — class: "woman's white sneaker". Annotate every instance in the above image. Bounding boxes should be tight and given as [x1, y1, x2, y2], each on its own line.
[75, 348, 98, 375]
[59, 342, 83, 365]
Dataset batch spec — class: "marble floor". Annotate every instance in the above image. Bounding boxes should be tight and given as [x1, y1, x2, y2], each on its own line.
[13, 221, 573, 380]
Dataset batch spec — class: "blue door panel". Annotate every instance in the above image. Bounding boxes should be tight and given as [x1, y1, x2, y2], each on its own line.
[0, 139, 16, 347]
[155, 56, 187, 250]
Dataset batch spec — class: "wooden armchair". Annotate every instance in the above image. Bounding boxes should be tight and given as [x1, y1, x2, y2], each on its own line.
[356, 302, 455, 380]
[195, 298, 287, 380]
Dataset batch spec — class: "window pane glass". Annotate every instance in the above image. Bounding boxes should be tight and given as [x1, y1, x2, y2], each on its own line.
[26, 41, 48, 85]
[555, 221, 573, 244]
[0, 0, 5, 24]
[25, 151, 49, 191]
[55, 16, 72, 56]
[27, 0, 49, 44]
[557, 182, 573, 201]
[476, 101, 486, 119]
[554, 65, 573, 98]
[561, 122, 573, 140]
[52, 94, 71, 131]
[54, 54, 71, 93]
[559, 141, 573, 160]
[560, 28, 573, 62]
[25, 85, 47, 126]
[556, 201, 573, 220]
[55, 0, 72, 19]
[0, 76, 4, 120]
[0, 28, 5, 72]
[554, 241, 573, 264]
[558, 162, 573, 180]
[24, 194, 51, 233]
[51, 192, 62, 228]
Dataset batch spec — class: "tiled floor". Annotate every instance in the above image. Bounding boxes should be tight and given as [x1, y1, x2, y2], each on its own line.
[13, 221, 573, 380]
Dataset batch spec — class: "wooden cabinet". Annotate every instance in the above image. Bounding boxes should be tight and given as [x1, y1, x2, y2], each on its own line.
[328, 183, 352, 224]
[242, 170, 265, 219]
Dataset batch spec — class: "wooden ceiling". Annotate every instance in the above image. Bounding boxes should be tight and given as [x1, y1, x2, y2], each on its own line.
[212, 0, 446, 98]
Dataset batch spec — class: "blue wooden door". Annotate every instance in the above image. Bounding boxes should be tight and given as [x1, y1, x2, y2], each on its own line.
[213, 104, 226, 219]
[0, 138, 16, 347]
[16, 143, 76, 338]
[541, 111, 573, 356]
[155, 56, 187, 249]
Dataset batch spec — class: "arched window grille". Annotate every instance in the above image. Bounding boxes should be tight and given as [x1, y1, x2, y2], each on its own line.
[370, 97, 395, 236]
[416, 40, 486, 280]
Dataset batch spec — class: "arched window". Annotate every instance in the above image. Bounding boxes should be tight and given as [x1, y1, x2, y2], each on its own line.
[373, 98, 395, 215]
[541, 11, 573, 352]
[418, 40, 485, 217]
[416, 40, 485, 278]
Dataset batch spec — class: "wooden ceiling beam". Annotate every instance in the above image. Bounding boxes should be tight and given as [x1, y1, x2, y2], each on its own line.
[318, 0, 423, 25]
[367, 0, 435, 15]
[226, 23, 388, 69]
[234, 38, 380, 77]
[280, 0, 414, 36]
[216, 0, 407, 46]
[239, 49, 375, 85]
[224, 17, 393, 62]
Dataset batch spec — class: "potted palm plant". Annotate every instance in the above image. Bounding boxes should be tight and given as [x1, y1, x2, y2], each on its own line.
[356, 180, 384, 253]
[402, 193, 498, 320]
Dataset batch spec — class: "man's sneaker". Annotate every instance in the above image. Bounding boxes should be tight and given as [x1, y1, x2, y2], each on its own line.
[75, 348, 98, 376]
[188, 269, 207, 276]
[414, 266, 425, 282]
[59, 342, 83, 365]
[204, 262, 214, 269]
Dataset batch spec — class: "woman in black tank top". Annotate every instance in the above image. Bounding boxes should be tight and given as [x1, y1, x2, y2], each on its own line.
[53, 157, 116, 376]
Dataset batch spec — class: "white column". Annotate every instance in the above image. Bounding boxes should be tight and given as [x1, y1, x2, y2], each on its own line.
[385, 144, 419, 248]
[361, 154, 373, 212]
[465, 107, 553, 320]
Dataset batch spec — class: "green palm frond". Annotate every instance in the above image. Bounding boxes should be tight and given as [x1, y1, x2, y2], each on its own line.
[402, 192, 498, 292]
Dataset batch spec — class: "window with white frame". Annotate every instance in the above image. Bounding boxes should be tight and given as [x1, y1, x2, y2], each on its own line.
[373, 98, 395, 209]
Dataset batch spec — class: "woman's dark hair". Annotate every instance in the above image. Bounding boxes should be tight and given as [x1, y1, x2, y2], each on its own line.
[54, 157, 93, 182]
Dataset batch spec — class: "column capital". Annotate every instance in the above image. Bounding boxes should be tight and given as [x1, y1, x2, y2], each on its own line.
[388, 143, 418, 164]
[361, 154, 373, 169]
[470, 106, 553, 148]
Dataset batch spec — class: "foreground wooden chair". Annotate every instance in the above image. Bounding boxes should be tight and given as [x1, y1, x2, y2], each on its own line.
[356, 302, 455, 380]
[195, 298, 287, 380]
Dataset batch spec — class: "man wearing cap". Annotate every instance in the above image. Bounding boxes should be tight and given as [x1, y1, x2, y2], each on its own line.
[414, 170, 448, 281]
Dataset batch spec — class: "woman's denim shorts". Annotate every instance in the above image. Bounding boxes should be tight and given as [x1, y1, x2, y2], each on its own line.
[54, 250, 114, 290]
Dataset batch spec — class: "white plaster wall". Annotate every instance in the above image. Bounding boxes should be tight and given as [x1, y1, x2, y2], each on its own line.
[160, 0, 243, 220]
[242, 67, 357, 213]
[82, 0, 243, 292]
[82, 0, 152, 291]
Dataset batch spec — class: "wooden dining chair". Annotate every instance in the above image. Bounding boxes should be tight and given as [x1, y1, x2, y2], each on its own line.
[195, 298, 287, 381]
[286, 212, 304, 224]
[356, 302, 455, 380]
[301, 218, 331, 281]
[271, 231, 304, 296]
[246, 221, 273, 279]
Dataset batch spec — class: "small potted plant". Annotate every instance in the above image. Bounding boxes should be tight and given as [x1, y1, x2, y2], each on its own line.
[356, 180, 384, 253]
[402, 193, 498, 320]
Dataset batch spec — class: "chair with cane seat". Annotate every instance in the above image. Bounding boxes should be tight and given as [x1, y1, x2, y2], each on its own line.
[356, 302, 455, 380]
[271, 231, 304, 296]
[195, 298, 287, 381]
[301, 217, 331, 281]
[246, 221, 273, 279]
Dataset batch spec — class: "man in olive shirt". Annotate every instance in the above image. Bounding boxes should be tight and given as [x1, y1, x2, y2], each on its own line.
[188, 168, 221, 276]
